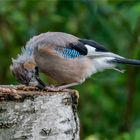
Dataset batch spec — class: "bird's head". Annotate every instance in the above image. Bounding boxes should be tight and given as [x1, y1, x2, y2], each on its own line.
[11, 59, 45, 89]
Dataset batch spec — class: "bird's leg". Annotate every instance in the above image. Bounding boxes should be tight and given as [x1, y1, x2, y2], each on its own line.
[113, 67, 125, 73]
[44, 82, 80, 92]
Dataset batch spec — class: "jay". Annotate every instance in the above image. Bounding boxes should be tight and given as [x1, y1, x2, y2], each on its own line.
[11, 32, 140, 91]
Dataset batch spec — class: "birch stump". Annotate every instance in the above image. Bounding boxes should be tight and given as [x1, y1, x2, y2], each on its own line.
[0, 85, 80, 140]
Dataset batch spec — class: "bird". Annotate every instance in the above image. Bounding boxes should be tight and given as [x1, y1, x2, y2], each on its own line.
[11, 32, 140, 91]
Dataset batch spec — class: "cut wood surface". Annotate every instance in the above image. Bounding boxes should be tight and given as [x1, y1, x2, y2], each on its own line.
[0, 85, 80, 140]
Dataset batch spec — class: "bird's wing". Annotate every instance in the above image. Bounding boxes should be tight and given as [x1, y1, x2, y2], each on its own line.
[35, 32, 88, 59]
[54, 42, 87, 59]
[79, 39, 108, 52]
[35, 32, 123, 59]
[78, 39, 124, 59]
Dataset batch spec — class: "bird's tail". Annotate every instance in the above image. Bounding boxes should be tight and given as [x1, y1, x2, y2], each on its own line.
[110, 57, 140, 66]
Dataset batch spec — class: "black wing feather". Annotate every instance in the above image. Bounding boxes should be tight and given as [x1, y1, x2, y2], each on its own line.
[55, 42, 88, 59]
[56, 38, 108, 58]
[79, 39, 108, 52]
[68, 42, 88, 55]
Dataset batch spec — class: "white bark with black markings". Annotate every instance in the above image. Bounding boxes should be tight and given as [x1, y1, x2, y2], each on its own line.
[0, 86, 80, 140]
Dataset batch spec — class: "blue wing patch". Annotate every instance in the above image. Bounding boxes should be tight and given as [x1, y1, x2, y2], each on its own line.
[55, 47, 82, 59]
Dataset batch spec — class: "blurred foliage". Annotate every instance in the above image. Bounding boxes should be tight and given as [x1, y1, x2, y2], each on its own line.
[0, 0, 140, 139]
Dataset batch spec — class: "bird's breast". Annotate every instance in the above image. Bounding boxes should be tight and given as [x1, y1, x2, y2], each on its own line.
[34, 48, 93, 84]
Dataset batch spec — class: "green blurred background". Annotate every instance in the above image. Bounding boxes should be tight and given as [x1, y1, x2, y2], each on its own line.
[0, 0, 140, 139]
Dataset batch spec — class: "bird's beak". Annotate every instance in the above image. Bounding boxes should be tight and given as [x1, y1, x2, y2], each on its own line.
[35, 76, 46, 89]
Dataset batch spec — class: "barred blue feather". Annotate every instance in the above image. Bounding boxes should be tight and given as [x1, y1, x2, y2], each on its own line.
[55, 47, 82, 59]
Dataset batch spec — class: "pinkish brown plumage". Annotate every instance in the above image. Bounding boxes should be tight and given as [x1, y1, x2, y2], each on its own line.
[11, 32, 140, 91]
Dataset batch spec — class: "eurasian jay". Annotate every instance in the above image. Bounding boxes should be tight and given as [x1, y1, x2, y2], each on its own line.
[11, 32, 140, 91]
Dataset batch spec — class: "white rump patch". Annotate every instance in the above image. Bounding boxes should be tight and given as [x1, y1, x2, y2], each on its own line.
[91, 57, 116, 73]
